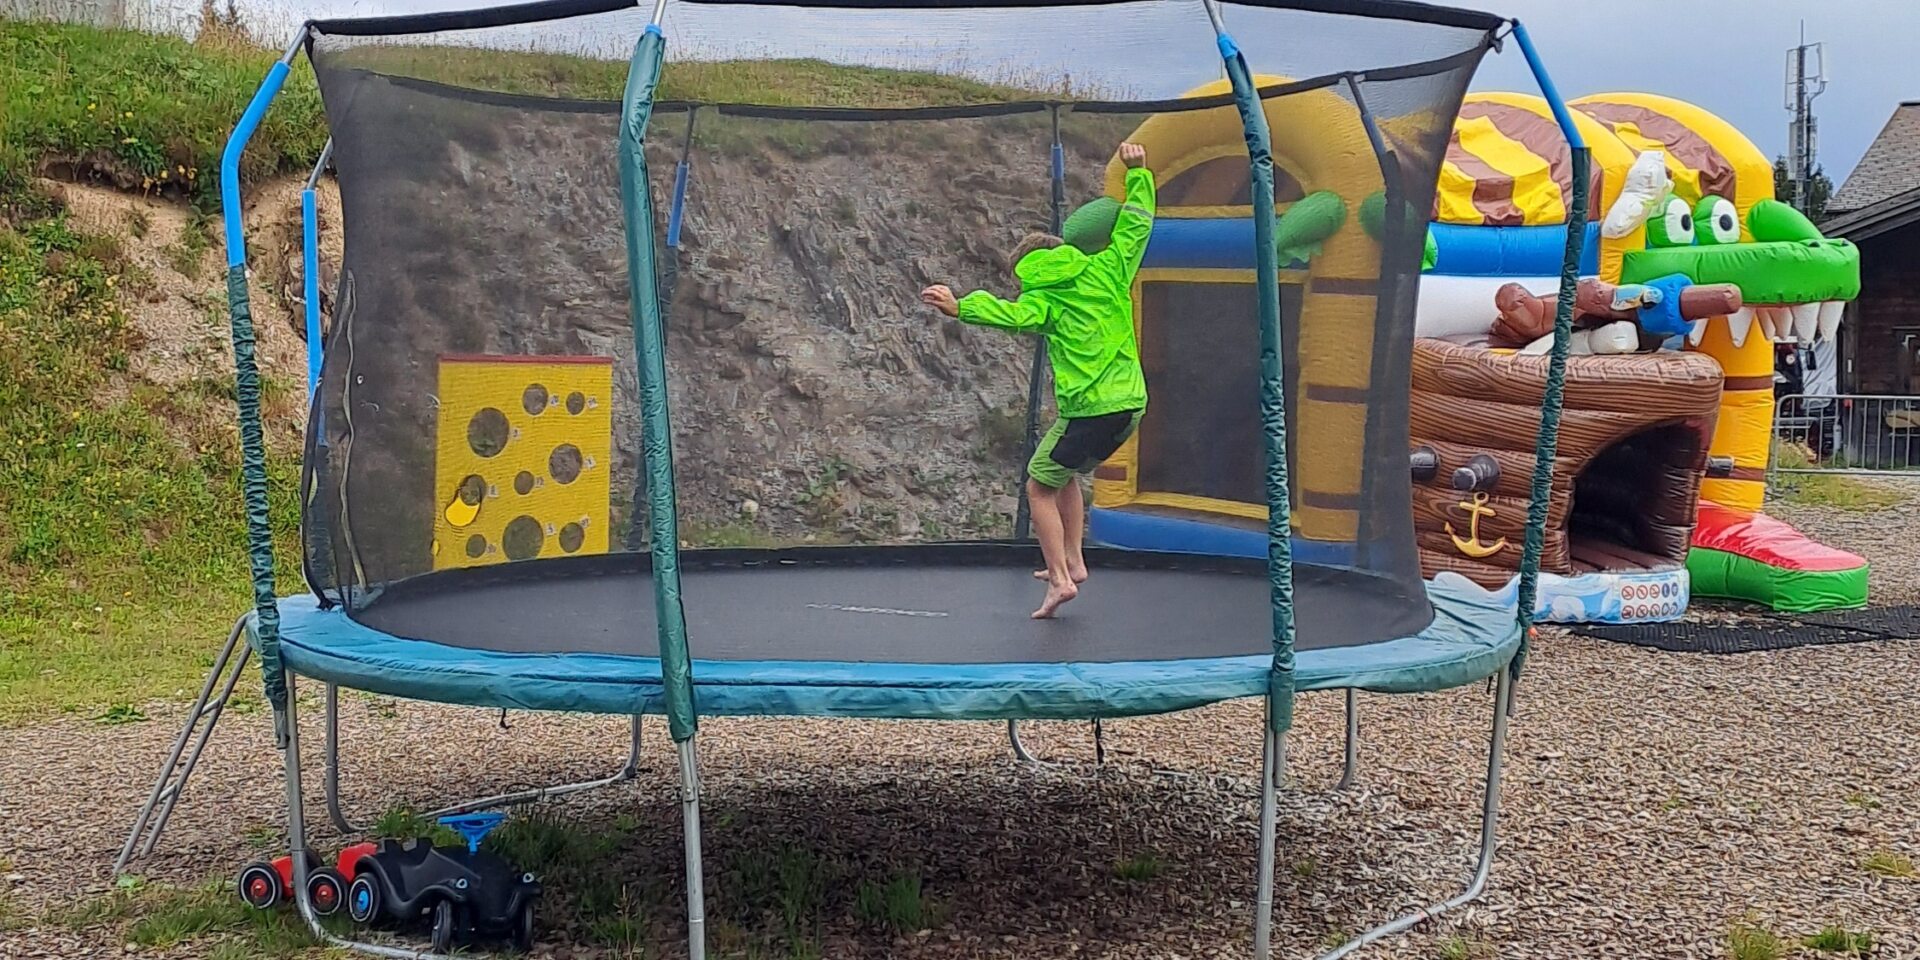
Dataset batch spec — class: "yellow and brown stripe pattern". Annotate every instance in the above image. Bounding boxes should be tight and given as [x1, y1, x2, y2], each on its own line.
[1435, 93, 1617, 227]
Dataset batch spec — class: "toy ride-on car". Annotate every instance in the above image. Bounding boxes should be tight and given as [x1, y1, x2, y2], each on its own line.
[236, 842, 380, 917]
[344, 813, 542, 952]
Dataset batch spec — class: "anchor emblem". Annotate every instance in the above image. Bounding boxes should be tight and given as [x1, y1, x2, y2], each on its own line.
[1446, 491, 1508, 559]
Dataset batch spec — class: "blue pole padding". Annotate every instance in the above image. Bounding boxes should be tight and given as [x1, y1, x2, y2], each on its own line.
[1050, 143, 1064, 187]
[222, 60, 292, 268]
[667, 160, 690, 248]
[1510, 21, 1585, 151]
[301, 186, 321, 397]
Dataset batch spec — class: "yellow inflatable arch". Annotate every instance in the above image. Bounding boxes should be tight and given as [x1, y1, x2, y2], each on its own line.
[1089, 77, 1386, 544]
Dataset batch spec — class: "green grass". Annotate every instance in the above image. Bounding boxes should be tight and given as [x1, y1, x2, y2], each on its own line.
[0, 21, 327, 209]
[54, 880, 335, 957]
[0, 194, 302, 724]
[853, 871, 942, 934]
[1863, 849, 1916, 879]
[1112, 851, 1164, 882]
[337, 42, 1043, 107]
[1801, 924, 1875, 956]
[370, 804, 462, 848]
[1436, 935, 1489, 960]
[1727, 923, 1784, 960]
[1769, 440, 1908, 511]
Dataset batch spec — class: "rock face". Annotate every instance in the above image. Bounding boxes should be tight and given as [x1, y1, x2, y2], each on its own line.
[306, 71, 1111, 584]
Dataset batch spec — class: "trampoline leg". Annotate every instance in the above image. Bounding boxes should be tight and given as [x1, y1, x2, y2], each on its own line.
[281, 673, 450, 960]
[323, 683, 354, 833]
[1336, 689, 1359, 790]
[1092, 718, 1106, 765]
[677, 738, 708, 960]
[1007, 719, 1046, 765]
[324, 702, 643, 831]
[1319, 667, 1513, 960]
[1252, 725, 1285, 960]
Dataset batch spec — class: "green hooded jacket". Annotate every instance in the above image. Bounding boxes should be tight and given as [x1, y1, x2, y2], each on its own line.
[957, 167, 1154, 419]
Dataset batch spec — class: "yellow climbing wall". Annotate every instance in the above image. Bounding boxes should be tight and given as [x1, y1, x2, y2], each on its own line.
[432, 355, 614, 570]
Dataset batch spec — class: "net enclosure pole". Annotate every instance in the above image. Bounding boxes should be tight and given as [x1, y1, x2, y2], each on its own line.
[221, 24, 307, 723]
[1509, 19, 1587, 668]
[301, 138, 333, 400]
[619, 10, 707, 960]
[1014, 106, 1070, 540]
[1206, 5, 1298, 956]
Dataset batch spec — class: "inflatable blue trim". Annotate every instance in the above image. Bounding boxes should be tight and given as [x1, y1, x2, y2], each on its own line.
[1429, 221, 1600, 277]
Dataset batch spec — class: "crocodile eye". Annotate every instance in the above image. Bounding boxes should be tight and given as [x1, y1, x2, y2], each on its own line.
[1647, 196, 1696, 247]
[1695, 196, 1740, 245]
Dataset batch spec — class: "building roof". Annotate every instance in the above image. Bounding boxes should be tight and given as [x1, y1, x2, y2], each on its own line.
[1823, 183, 1920, 243]
[1828, 101, 1920, 214]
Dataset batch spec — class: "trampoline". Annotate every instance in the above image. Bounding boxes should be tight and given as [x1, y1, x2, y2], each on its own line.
[274, 545, 1516, 719]
[114, 0, 1592, 958]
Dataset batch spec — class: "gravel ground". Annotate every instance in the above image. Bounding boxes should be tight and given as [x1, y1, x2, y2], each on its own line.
[4, 485, 1918, 960]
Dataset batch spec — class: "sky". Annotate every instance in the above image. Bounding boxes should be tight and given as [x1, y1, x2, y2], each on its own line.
[1471, 0, 1920, 187]
[174, 0, 1918, 187]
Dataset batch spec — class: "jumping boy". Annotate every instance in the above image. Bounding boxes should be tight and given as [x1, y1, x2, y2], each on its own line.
[920, 142, 1154, 618]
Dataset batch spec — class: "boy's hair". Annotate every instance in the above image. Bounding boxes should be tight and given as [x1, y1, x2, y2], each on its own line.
[1010, 232, 1064, 267]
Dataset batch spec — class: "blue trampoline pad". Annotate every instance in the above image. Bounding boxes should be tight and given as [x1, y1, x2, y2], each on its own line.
[254, 552, 1520, 720]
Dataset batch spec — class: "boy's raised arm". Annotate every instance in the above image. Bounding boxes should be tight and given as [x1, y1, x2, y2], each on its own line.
[1103, 143, 1157, 274]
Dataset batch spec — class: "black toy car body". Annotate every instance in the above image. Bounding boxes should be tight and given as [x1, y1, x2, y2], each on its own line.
[344, 838, 541, 952]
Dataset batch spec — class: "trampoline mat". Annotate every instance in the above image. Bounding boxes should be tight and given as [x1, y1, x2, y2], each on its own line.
[350, 544, 1433, 663]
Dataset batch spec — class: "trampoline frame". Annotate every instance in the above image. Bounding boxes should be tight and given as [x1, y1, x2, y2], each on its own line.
[153, 1, 1588, 958]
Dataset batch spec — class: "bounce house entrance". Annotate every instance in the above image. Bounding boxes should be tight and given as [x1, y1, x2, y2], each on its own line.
[1131, 281, 1301, 510]
[1566, 423, 1708, 573]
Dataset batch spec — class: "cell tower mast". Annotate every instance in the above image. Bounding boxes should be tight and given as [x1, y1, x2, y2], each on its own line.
[1785, 20, 1829, 213]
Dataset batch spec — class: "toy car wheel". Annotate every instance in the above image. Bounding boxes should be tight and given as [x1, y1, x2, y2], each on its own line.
[511, 904, 536, 953]
[347, 874, 382, 925]
[237, 862, 281, 910]
[306, 868, 346, 917]
[428, 899, 457, 953]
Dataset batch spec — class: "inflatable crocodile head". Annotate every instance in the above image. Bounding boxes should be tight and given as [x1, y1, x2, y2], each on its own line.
[1611, 176, 1859, 346]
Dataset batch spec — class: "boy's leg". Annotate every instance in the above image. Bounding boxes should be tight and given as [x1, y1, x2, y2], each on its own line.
[1032, 478, 1089, 583]
[1025, 420, 1078, 618]
[1058, 478, 1087, 582]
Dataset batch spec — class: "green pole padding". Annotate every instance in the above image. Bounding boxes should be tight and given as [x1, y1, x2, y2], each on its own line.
[226, 263, 286, 710]
[1272, 190, 1346, 265]
[619, 27, 698, 742]
[1062, 196, 1121, 253]
[1512, 148, 1589, 674]
[1219, 43, 1296, 736]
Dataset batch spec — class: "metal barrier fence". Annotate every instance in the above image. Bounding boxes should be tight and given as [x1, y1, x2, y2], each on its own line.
[1772, 393, 1920, 478]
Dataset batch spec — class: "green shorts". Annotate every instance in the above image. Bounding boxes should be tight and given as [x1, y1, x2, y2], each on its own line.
[1027, 409, 1143, 489]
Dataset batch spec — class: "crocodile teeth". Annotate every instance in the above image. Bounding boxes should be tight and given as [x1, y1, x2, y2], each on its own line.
[1817, 300, 1845, 342]
[1725, 308, 1755, 348]
[1753, 307, 1778, 343]
[1790, 302, 1820, 343]
[1688, 317, 1710, 346]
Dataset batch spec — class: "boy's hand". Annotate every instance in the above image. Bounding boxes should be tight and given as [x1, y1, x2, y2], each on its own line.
[920, 284, 960, 318]
[1119, 142, 1147, 168]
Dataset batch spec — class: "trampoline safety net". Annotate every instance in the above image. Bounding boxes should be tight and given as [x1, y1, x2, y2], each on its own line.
[298, 0, 1502, 659]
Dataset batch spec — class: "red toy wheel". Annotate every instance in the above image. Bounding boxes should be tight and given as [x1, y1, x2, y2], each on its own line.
[306, 868, 346, 917]
[237, 863, 281, 910]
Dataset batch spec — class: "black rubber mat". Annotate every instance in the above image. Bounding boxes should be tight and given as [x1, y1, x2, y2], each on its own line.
[1782, 605, 1920, 639]
[1571, 605, 1920, 654]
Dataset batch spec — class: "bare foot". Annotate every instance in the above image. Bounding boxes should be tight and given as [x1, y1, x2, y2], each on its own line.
[1032, 579, 1079, 619]
[1032, 564, 1089, 584]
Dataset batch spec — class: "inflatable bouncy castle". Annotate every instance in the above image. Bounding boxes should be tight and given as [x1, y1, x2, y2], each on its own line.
[1084, 88, 1868, 622]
